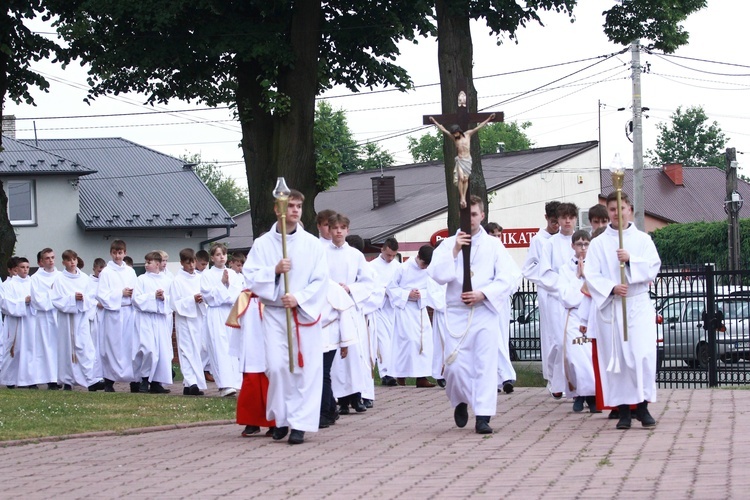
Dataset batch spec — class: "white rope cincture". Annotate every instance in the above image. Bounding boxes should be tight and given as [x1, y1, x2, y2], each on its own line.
[444, 305, 476, 366]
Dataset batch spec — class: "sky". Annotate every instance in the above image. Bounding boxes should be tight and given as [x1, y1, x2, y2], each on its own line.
[4, 1, 749, 189]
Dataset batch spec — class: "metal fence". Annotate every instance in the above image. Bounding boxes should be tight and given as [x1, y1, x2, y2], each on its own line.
[508, 264, 750, 388]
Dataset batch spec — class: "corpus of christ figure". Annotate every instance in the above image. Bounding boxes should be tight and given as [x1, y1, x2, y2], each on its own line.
[429, 112, 495, 208]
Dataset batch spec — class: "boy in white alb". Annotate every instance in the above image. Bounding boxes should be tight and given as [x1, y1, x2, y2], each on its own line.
[0, 258, 37, 388]
[96, 239, 138, 392]
[169, 248, 208, 396]
[30, 248, 61, 389]
[133, 251, 173, 394]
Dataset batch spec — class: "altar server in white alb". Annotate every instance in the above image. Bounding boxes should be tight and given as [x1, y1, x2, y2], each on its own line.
[388, 244, 442, 388]
[326, 213, 375, 414]
[133, 251, 173, 394]
[0, 258, 38, 388]
[585, 192, 661, 430]
[243, 189, 328, 445]
[51, 250, 104, 391]
[201, 243, 243, 397]
[30, 248, 61, 390]
[428, 195, 521, 435]
[169, 248, 208, 396]
[87, 258, 106, 381]
[97, 239, 138, 392]
[521, 201, 560, 385]
[486, 223, 516, 395]
[556, 230, 597, 413]
[363, 238, 400, 387]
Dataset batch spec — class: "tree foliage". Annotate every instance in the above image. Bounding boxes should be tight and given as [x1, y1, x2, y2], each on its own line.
[647, 105, 727, 169]
[47, 0, 434, 237]
[181, 153, 249, 216]
[407, 121, 533, 163]
[652, 219, 750, 269]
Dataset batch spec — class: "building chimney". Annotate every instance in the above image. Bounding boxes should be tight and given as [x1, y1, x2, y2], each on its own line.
[2, 115, 16, 140]
[662, 163, 683, 186]
[371, 176, 395, 209]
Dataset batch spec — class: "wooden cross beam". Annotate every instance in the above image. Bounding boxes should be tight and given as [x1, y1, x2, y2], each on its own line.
[422, 79, 503, 293]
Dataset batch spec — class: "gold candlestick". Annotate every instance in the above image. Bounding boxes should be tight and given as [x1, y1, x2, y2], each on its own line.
[273, 177, 295, 372]
[609, 155, 628, 342]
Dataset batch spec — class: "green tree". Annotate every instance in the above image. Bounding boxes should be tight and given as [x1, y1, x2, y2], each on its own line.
[407, 121, 533, 163]
[47, 0, 433, 238]
[433, 0, 705, 232]
[181, 153, 249, 216]
[647, 105, 727, 169]
[0, 1, 59, 276]
[358, 142, 394, 172]
[650, 219, 750, 269]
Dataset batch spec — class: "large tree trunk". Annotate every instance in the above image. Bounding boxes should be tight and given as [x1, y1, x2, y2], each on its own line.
[0, 50, 19, 277]
[275, 0, 321, 232]
[435, 0, 489, 233]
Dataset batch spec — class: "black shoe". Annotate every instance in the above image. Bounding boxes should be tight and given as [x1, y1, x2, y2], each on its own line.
[608, 409, 620, 419]
[454, 403, 468, 428]
[149, 382, 171, 394]
[437, 378, 446, 388]
[241, 425, 261, 437]
[319, 417, 331, 429]
[636, 401, 656, 427]
[130, 381, 142, 393]
[183, 387, 190, 395]
[351, 399, 367, 413]
[288, 429, 305, 445]
[616, 405, 632, 430]
[338, 404, 350, 415]
[6, 385, 15, 389]
[138, 378, 150, 393]
[502, 382, 514, 394]
[573, 396, 585, 412]
[189, 384, 204, 396]
[27, 384, 39, 389]
[362, 398, 373, 409]
[272, 426, 289, 441]
[585, 396, 600, 413]
[475, 418, 493, 435]
[104, 379, 115, 392]
[88, 380, 105, 392]
[266, 427, 276, 437]
[381, 376, 398, 387]
[48, 383, 60, 390]
[63, 384, 72, 391]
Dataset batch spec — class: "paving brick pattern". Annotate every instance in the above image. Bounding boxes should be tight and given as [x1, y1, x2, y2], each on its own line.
[1, 386, 748, 499]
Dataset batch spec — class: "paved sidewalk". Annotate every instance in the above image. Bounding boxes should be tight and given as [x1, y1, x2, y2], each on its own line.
[1, 386, 747, 499]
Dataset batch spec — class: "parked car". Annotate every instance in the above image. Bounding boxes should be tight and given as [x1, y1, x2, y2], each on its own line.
[509, 305, 541, 361]
[657, 294, 750, 369]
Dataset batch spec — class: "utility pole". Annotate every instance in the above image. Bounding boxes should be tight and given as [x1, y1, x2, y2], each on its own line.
[726, 147, 741, 275]
[631, 40, 645, 231]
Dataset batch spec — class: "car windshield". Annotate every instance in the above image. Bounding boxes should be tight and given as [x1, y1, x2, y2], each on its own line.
[716, 300, 750, 320]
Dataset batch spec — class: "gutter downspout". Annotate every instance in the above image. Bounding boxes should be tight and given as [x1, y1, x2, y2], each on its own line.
[200, 225, 231, 250]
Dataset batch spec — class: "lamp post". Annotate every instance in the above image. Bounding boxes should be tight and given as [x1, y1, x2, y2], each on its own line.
[273, 177, 295, 372]
[609, 154, 628, 342]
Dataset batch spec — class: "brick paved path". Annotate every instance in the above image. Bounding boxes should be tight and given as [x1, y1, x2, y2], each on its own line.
[2, 386, 747, 499]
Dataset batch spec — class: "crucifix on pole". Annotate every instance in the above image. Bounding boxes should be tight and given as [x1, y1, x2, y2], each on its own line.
[423, 79, 503, 293]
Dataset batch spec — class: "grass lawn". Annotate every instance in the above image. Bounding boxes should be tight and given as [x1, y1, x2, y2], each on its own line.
[0, 389, 235, 442]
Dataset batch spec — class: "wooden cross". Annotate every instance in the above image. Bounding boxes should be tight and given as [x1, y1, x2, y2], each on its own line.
[422, 79, 503, 293]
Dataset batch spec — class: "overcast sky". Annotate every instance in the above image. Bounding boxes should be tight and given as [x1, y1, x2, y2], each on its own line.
[4, 1, 749, 188]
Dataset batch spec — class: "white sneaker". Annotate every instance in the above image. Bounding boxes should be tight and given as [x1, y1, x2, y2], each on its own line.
[219, 387, 237, 398]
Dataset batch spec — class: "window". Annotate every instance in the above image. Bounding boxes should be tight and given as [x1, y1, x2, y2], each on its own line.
[578, 208, 590, 231]
[8, 180, 36, 225]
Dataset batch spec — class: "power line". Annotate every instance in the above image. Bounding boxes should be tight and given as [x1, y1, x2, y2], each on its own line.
[647, 50, 750, 71]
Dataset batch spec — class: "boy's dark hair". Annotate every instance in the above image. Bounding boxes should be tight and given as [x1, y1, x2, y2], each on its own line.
[606, 191, 633, 207]
[328, 213, 350, 229]
[571, 229, 591, 243]
[37, 247, 54, 264]
[545, 201, 561, 218]
[485, 222, 502, 233]
[417, 245, 434, 265]
[77, 257, 84, 269]
[145, 251, 163, 263]
[229, 252, 246, 264]
[123, 256, 134, 266]
[195, 250, 210, 262]
[61, 249, 78, 261]
[93, 258, 106, 269]
[316, 209, 336, 225]
[588, 203, 609, 222]
[469, 195, 484, 212]
[6, 256, 18, 270]
[16, 257, 29, 265]
[383, 237, 399, 251]
[289, 189, 304, 202]
[346, 234, 365, 252]
[592, 227, 606, 239]
[110, 239, 127, 252]
[179, 248, 196, 263]
[556, 202, 578, 218]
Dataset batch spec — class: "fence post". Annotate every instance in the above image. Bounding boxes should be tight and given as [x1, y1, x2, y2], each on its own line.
[705, 263, 718, 387]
